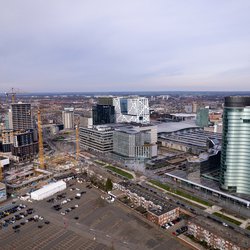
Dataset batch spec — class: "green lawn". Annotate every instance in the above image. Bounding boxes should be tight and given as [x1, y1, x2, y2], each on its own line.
[149, 180, 211, 207]
[149, 180, 171, 191]
[105, 165, 133, 179]
[213, 212, 242, 226]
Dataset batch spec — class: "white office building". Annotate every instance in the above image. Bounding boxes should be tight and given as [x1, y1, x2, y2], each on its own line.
[62, 108, 74, 129]
[113, 124, 157, 159]
[113, 97, 150, 124]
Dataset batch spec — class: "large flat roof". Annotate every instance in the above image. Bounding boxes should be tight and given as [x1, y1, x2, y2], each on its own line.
[155, 121, 198, 133]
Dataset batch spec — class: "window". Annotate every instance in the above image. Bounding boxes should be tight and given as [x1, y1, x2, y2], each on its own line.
[243, 119, 250, 123]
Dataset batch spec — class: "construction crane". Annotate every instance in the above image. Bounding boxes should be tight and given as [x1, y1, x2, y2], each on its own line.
[75, 117, 80, 161]
[5, 88, 17, 104]
[5, 87, 26, 104]
[37, 109, 45, 169]
[0, 162, 2, 182]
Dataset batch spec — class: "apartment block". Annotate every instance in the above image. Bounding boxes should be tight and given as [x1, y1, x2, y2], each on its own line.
[187, 216, 249, 250]
[147, 206, 180, 226]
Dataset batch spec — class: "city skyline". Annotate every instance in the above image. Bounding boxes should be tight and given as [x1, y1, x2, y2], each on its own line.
[1, 1, 250, 92]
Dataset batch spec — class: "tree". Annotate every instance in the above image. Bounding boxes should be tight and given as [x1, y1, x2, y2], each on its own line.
[106, 178, 113, 191]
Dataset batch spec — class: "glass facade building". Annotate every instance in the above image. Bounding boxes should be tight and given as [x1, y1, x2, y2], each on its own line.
[196, 108, 209, 127]
[92, 105, 115, 125]
[220, 96, 250, 194]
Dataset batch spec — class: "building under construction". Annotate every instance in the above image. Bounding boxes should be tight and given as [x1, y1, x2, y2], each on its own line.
[5, 165, 52, 192]
[1, 102, 38, 162]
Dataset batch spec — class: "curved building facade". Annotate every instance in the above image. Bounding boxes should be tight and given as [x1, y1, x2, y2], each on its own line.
[220, 96, 250, 194]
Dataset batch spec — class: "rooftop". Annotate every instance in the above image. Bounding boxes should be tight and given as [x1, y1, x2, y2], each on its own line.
[158, 129, 222, 149]
[120, 182, 177, 212]
[148, 204, 177, 216]
[155, 121, 198, 133]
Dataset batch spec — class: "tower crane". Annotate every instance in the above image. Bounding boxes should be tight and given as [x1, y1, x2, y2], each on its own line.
[37, 109, 45, 169]
[5, 87, 26, 104]
[5, 88, 17, 104]
[75, 117, 80, 161]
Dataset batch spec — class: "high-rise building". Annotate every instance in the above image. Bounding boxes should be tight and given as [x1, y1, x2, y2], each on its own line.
[113, 96, 150, 123]
[196, 108, 209, 127]
[113, 124, 157, 159]
[220, 96, 250, 194]
[11, 103, 32, 130]
[4, 109, 13, 129]
[192, 102, 198, 113]
[92, 105, 115, 125]
[79, 125, 114, 152]
[62, 108, 74, 129]
[12, 129, 38, 162]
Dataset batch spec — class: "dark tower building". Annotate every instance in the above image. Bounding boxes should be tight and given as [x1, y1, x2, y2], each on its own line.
[92, 105, 115, 125]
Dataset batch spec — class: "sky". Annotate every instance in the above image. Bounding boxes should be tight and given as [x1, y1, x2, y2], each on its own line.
[0, 0, 250, 92]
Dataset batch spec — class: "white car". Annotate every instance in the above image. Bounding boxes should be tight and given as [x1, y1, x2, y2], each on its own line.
[39, 216, 44, 220]
[75, 204, 79, 208]
[61, 212, 65, 216]
[76, 188, 80, 191]
[169, 222, 174, 226]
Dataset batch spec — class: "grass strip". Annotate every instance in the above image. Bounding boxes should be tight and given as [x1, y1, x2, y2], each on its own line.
[105, 165, 133, 179]
[213, 212, 241, 226]
[149, 180, 211, 207]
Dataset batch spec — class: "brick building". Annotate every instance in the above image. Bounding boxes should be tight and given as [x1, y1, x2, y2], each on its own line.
[187, 216, 249, 250]
[147, 206, 180, 226]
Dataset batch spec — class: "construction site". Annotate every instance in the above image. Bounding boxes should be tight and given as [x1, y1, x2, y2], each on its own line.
[0, 89, 82, 198]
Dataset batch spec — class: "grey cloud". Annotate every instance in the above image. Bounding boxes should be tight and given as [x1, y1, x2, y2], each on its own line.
[0, 0, 250, 91]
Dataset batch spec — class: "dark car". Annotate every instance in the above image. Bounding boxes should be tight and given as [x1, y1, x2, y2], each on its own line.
[13, 225, 20, 229]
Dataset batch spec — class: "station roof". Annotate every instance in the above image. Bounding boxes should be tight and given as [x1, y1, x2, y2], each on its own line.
[155, 121, 198, 133]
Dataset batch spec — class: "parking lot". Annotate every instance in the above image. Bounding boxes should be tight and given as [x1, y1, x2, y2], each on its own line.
[0, 179, 190, 250]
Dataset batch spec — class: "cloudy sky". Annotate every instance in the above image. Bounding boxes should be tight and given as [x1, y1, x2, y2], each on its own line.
[1, 0, 250, 92]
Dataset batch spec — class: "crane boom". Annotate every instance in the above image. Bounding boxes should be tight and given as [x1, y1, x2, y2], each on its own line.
[76, 117, 80, 160]
[0, 162, 2, 182]
[37, 109, 45, 169]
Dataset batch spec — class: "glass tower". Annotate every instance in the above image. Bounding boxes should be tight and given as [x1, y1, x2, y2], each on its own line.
[220, 96, 250, 194]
